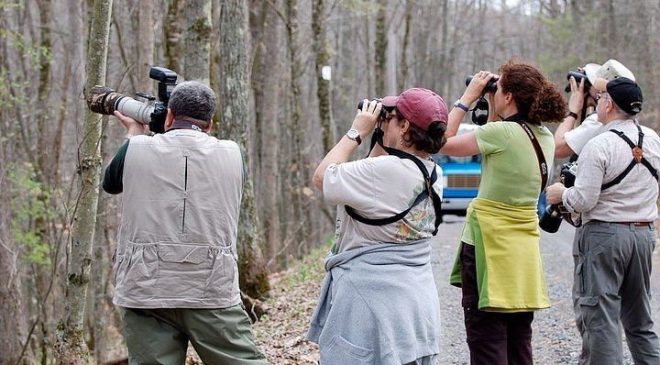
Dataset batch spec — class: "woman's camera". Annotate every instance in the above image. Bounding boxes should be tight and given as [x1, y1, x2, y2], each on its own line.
[539, 162, 578, 233]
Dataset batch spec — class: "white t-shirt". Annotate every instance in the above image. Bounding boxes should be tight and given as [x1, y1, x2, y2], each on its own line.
[323, 155, 443, 252]
[564, 113, 603, 155]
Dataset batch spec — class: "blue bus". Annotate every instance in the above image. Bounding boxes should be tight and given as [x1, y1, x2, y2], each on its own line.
[433, 124, 481, 218]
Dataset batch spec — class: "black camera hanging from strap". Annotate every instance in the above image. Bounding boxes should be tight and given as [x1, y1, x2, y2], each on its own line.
[345, 127, 443, 235]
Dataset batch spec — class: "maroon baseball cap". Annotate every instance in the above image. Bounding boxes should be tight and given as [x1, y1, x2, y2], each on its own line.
[382, 88, 448, 131]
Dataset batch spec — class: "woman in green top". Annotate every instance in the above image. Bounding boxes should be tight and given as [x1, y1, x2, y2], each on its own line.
[441, 61, 566, 365]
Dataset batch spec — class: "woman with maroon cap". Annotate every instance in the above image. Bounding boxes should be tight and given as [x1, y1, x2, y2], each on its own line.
[443, 61, 566, 365]
[307, 88, 448, 365]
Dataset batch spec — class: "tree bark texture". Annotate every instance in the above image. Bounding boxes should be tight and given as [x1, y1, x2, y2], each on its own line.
[55, 0, 112, 363]
[374, 2, 387, 96]
[285, 0, 310, 249]
[312, 0, 336, 153]
[183, 0, 212, 82]
[251, 0, 283, 268]
[218, 0, 270, 299]
[165, 0, 184, 73]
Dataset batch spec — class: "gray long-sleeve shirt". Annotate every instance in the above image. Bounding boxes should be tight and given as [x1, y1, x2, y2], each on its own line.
[562, 119, 660, 223]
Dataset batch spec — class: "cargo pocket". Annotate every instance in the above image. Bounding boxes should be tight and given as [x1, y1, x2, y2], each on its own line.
[205, 247, 238, 299]
[575, 296, 603, 334]
[156, 243, 213, 299]
[320, 335, 374, 365]
[122, 243, 159, 297]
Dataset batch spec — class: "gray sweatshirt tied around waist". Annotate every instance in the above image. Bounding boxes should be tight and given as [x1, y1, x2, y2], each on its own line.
[307, 240, 441, 365]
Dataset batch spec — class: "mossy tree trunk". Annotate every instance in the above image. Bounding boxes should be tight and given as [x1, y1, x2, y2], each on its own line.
[55, 0, 112, 363]
[218, 0, 270, 300]
[183, 0, 212, 82]
[312, 0, 335, 153]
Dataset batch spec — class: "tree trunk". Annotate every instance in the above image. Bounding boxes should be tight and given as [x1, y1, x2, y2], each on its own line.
[183, 0, 212, 82]
[399, 0, 413, 92]
[251, 0, 282, 269]
[285, 0, 309, 250]
[218, 0, 270, 299]
[165, 0, 184, 73]
[55, 0, 112, 363]
[312, 0, 335, 153]
[136, 0, 155, 90]
[374, 2, 387, 96]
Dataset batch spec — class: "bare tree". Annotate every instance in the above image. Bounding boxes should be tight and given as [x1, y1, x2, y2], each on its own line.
[312, 0, 336, 153]
[218, 0, 270, 300]
[183, 0, 212, 82]
[55, 0, 113, 362]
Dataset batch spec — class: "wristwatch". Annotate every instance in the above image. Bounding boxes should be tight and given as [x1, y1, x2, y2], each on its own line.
[346, 128, 362, 145]
[454, 99, 469, 112]
[566, 111, 579, 119]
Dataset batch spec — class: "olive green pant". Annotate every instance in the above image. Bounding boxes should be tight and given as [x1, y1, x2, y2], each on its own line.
[120, 305, 268, 365]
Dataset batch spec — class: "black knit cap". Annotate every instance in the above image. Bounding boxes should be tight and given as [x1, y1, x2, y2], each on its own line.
[604, 77, 643, 115]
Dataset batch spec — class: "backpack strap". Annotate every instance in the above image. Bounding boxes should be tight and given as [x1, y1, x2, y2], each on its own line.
[601, 124, 658, 190]
[345, 130, 443, 234]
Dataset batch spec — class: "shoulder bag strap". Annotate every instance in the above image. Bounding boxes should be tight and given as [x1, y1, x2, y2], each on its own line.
[516, 121, 548, 191]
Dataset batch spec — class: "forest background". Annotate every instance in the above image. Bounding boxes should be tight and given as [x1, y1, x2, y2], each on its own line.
[1, 0, 658, 363]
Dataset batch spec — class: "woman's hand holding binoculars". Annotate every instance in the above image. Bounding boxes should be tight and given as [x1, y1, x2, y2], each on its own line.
[462, 71, 499, 106]
[352, 99, 383, 139]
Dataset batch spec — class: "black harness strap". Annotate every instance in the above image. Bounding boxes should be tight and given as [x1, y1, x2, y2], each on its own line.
[601, 124, 658, 190]
[345, 129, 443, 234]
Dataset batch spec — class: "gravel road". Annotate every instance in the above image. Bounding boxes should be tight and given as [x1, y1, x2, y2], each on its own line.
[432, 215, 660, 365]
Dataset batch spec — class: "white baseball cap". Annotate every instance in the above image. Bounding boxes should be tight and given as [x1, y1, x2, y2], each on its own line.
[585, 59, 635, 85]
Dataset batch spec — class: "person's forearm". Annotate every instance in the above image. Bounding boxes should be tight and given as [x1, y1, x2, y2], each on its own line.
[447, 106, 467, 137]
[553, 116, 578, 158]
[312, 137, 360, 191]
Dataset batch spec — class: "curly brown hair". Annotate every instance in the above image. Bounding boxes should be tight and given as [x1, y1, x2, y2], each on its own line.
[499, 61, 566, 124]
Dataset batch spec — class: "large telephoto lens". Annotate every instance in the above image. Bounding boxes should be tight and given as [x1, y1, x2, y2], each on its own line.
[87, 85, 154, 125]
[114, 97, 155, 125]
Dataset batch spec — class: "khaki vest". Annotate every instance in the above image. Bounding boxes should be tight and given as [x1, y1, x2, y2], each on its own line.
[113, 130, 243, 308]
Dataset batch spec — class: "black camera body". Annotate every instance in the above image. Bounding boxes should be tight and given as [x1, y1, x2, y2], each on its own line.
[87, 66, 178, 134]
[564, 70, 592, 93]
[539, 162, 578, 233]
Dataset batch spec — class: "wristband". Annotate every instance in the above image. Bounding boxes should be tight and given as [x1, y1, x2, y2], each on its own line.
[566, 111, 578, 119]
[454, 100, 469, 113]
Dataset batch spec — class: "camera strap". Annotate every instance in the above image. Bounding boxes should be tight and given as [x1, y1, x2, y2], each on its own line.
[345, 129, 443, 235]
[601, 124, 658, 190]
[509, 115, 548, 191]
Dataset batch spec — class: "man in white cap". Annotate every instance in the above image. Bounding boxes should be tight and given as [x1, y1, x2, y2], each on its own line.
[554, 59, 635, 158]
[546, 77, 660, 364]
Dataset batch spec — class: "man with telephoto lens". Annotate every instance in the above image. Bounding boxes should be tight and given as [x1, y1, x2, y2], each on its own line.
[102, 81, 268, 365]
[546, 77, 660, 365]
[554, 59, 635, 159]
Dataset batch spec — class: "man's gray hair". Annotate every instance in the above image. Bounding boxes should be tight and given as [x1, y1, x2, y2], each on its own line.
[609, 97, 635, 120]
[168, 81, 216, 122]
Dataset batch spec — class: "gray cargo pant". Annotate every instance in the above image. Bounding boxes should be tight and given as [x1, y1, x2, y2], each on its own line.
[120, 305, 268, 365]
[573, 221, 660, 365]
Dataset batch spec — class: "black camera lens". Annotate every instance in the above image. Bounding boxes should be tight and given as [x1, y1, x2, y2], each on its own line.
[539, 205, 563, 233]
[465, 75, 498, 93]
